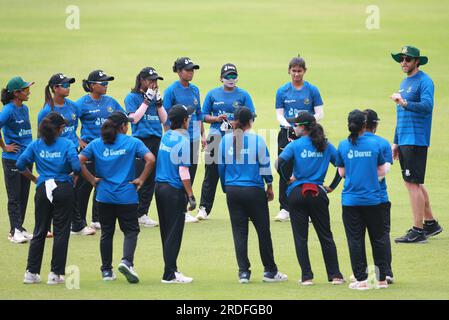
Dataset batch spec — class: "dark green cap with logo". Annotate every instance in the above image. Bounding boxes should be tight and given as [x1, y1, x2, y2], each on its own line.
[391, 46, 428, 65]
[6, 76, 34, 93]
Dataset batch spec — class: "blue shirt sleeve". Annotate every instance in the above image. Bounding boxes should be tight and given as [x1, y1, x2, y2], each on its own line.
[16, 142, 35, 171]
[67, 141, 81, 174]
[382, 140, 393, 164]
[37, 106, 50, 127]
[201, 90, 213, 117]
[257, 136, 273, 184]
[124, 94, 138, 113]
[80, 141, 94, 160]
[111, 97, 125, 113]
[243, 91, 255, 112]
[328, 143, 338, 166]
[163, 87, 174, 126]
[377, 145, 386, 166]
[179, 137, 191, 167]
[335, 143, 345, 167]
[218, 138, 226, 192]
[279, 141, 294, 161]
[311, 85, 324, 107]
[0, 105, 11, 128]
[406, 77, 434, 114]
[194, 87, 202, 121]
[136, 138, 150, 158]
[275, 87, 284, 109]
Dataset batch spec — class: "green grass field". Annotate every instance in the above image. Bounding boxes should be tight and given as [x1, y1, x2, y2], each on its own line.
[1, 0, 449, 299]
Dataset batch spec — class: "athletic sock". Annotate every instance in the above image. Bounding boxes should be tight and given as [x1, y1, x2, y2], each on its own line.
[413, 226, 424, 232]
[424, 219, 436, 226]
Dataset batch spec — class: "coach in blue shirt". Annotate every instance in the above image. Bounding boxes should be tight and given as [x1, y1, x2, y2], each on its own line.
[218, 107, 287, 284]
[196, 63, 255, 221]
[274, 56, 324, 223]
[277, 112, 343, 286]
[390, 46, 442, 244]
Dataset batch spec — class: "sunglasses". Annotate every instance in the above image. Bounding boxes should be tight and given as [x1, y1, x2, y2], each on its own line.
[56, 83, 71, 89]
[400, 56, 414, 63]
[223, 74, 238, 80]
[90, 81, 109, 87]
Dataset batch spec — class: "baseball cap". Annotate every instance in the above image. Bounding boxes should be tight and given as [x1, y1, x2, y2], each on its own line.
[48, 73, 75, 86]
[86, 70, 115, 82]
[221, 63, 238, 77]
[107, 111, 133, 125]
[6, 76, 34, 93]
[139, 67, 164, 81]
[391, 46, 428, 65]
[168, 104, 195, 122]
[45, 112, 69, 126]
[234, 106, 257, 123]
[286, 111, 316, 126]
[173, 57, 200, 72]
[364, 109, 380, 126]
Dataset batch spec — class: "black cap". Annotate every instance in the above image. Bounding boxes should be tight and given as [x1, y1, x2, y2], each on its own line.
[364, 109, 380, 126]
[48, 73, 75, 86]
[107, 111, 133, 125]
[173, 57, 200, 72]
[139, 67, 164, 81]
[86, 70, 115, 82]
[221, 63, 238, 77]
[286, 111, 316, 126]
[168, 104, 195, 122]
[348, 109, 367, 126]
[45, 112, 69, 126]
[234, 106, 257, 124]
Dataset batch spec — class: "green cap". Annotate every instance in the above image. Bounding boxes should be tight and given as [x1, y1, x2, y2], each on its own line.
[391, 46, 428, 65]
[6, 76, 34, 93]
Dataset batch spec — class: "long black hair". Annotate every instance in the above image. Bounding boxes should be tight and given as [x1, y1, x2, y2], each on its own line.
[38, 113, 65, 146]
[232, 107, 254, 161]
[44, 84, 55, 110]
[101, 119, 120, 144]
[1, 88, 14, 105]
[82, 79, 92, 93]
[296, 112, 327, 152]
[347, 109, 367, 145]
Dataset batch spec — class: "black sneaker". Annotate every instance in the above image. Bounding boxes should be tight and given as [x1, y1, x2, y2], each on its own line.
[423, 221, 443, 238]
[395, 229, 428, 244]
[238, 271, 251, 284]
[102, 269, 116, 281]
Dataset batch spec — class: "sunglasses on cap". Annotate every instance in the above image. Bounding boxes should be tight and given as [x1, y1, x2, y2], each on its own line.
[89, 81, 109, 87]
[400, 56, 415, 63]
[223, 74, 237, 80]
[56, 83, 71, 89]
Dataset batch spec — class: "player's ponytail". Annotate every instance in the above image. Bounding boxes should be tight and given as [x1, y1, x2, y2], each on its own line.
[131, 74, 141, 93]
[309, 122, 327, 153]
[1, 88, 14, 105]
[101, 119, 119, 144]
[39, 117, 59, 145]
[232, 120, 244, 162]
[347, 109, 366, 145]
[82, 79, 91, 93]
[44, 84, 55, 111]
[172, 60, 178, 73]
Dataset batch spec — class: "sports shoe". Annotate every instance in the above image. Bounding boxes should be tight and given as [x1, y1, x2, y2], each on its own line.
[138, 214, 159, 227]
[185, 212, 199, 223]
[102, 269, 117, 281]
[331, 278, 345, 285]
[349, 274, 356, 283]
[395, 228, 428, 244]
[47, 272, 65, 285]
[118, 261, 139, 284]
[161, 271, 193, 284]
[90, 221, 101, 230]
[238, 271, 251, 284]
[299, 279, 314, 286]
[23, 271, 41, 284]
[263, 271, 288, 282]
[423, 221, 443, 238]
[274, 209, 290, 222]
[10, 229, 28, 244]
[21, 230, 33, 240]
[71, 226, 96, 236]
[349, 280, 370, 290]
[195, 206, 208, 221]
[386, 276, 394, 285]
[46, 231, 53, 238]
[375, 280, 388, 289]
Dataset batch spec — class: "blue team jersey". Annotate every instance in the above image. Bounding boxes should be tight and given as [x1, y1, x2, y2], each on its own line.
[218, 132, 273, 190]
[155, 130, 191, 189]
[0, 102, 33, 160]
[16, 137, 80, 188]
[163, 81, 202, 141]
[275, 81, 323, 124]
[202, 87, 255, 136]
[37, 99, 80, 147]
[124, 92, 163, 139]
[279, 136, 337, 197]
[365, 132, 393, 203]
[77, 94, 124, 143]
[81, 134, 150, 205]
[336, 134, 385, 206]
[394, 71, 434, 146]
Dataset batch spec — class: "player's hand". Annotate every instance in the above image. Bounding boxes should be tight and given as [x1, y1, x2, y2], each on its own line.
[216, 114, 228, 122]
[91, 177, 102, 188]
[392, 144, 399, 160]
[201, 136, 207, 151]
[155, 90, 163, 107]
[130, 178, 144, 191]
[3, 143, 19, 153]
[72, 174, 79, 188]
[266, 185, 274, 202]
[187, 195, 196, 211]
[79, 140, 88, 150]
[287, 176, 296, 185]
[391, 93, 406, 106]
[143, 88, 157, 102]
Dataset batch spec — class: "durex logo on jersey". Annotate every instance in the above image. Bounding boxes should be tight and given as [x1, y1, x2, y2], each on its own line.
[347, 149, 372, 159]
[39, 150, 61, 158]
[103, 148, 126, 157]
[301, 149, 323, 158]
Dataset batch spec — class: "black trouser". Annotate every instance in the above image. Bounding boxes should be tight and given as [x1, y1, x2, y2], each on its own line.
[288, 186, 343, 282]
[27, 182, 73, 275]
[199, 133, 222, 215]
[226, 186, 277, 273]
[72, 159, 99, 231]
[155, 182, 186, 280]
[98, 202, 140, 272]
[135, 136, 161, 217]
[277, 129, 294, 211]
[342, 204, 387, 282]
[2, 158, 31, 234]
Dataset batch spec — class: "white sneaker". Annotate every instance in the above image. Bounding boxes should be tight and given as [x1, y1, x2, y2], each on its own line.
[138, 214, 159, 227]
[10, 229, 28, 244]
[23, 271, 41, 284]
[47, 272, 65, 285]
[71, 226, 96, 236]
[263, 271, 288, 282]
[349, 274, 356, 283]
[90, 221, 101, 230]
[274, 209, 290, 222]
[118, 262, 139, 284]
[349, 280, 370, 290]
[195, 206, 208, 221]
[161, 271, 193, 284]
[386, 276, 394, 284]
[185, 213, 199, 223]
[22, 230, 33, 240]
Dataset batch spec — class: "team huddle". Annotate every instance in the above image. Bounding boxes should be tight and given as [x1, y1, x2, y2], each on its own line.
[0, 45, 442, 289]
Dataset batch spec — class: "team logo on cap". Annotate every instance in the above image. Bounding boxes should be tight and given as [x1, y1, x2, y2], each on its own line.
[59, 74, 65, 79]
[149, 69, 154, 75]
[107, 107, 113, 113]
[98, 71, 104, 77]
[184, 59, 192, 65]
[304, 98, 310, 105]
[402, 47, 408, 54]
